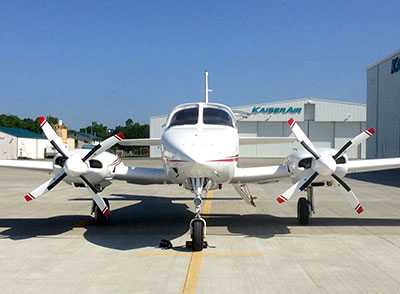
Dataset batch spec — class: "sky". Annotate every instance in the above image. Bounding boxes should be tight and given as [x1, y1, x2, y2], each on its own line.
[1, 1, 400, 130]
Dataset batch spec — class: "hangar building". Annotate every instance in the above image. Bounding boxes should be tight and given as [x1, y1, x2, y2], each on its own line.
[0, 127, 52, 159]
[150, 98, 366, 158]
[367, 49, 400, 159]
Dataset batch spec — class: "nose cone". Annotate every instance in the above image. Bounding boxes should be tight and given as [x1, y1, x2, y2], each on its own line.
[64, 156, 89, 177]
[313, 154, 336, 176]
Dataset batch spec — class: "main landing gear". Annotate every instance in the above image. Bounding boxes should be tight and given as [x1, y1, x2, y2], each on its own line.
[297, 186, 314, 225]
[186, 178, 208, 251]
[92, 198, 110, 225]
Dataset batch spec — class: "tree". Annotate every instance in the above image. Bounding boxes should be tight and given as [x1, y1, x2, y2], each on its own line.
[79, 121, 108, 138]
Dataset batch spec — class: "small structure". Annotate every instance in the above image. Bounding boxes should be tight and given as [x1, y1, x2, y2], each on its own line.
[0, 127, 52, 159]
[68, 132, 103, 149]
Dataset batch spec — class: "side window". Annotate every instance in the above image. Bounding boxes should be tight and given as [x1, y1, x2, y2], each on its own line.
[169, 107, 199, 127]
[203, 108, 233, 127]
[298, 158, 312, 169]
[336, 156, 346, 164]
[89, 160, 103, 169]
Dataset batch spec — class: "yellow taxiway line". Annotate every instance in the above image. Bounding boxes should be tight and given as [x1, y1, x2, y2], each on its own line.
[180, 190, 213, 294]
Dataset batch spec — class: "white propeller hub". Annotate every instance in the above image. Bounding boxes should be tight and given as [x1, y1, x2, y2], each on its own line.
[313, 154, 336, 176]
[64, 156, 89, 177]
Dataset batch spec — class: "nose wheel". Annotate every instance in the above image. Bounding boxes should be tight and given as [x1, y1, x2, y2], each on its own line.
[190, 219, 206, 251]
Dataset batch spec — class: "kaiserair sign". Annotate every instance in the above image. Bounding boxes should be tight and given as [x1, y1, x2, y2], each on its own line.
[251, 106, 302, 115]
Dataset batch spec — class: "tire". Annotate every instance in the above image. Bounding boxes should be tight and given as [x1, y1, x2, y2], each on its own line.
[192, 220, 204, 251]
[297, 197, 310, 225]
[95, 198, 110, 225]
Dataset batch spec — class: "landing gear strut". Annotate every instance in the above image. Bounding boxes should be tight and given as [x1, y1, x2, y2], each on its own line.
[186, 178, 208, 251]
[92, 198, 110, 225]
[297, 186, 314, 225]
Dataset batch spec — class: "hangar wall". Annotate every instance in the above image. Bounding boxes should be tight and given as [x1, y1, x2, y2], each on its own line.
[150, 98, 366, 159]
[367, 49, 400, 158]
[0, 132, 17, 159]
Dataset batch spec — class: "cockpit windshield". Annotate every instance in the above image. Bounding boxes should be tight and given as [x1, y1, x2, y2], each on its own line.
[169, 107, 199, 127]
[203, 107, 234, 127]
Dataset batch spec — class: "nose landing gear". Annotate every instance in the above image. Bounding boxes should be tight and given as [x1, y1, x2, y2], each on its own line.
[186, 178, 209, 251]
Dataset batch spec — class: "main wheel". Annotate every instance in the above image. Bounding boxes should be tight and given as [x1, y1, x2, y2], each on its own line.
[94, 198, 110, 225]
[297, 197, 310, 225]
[192, 220, 204, 251]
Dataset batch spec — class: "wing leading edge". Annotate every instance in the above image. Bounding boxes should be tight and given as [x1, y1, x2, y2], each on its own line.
[0, 160, 53, 172]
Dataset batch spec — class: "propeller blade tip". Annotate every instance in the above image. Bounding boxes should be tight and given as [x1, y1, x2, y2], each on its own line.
[356, 206, 364, 214]
[367, 128, 376, 135]
[24, 194, 34, 202]
[38, 116, 46, 127]
[103, 209, 110, 217]
[277, 196, 286, 204]
[116, 133, 125, 140]
[288, 118, 295, 128]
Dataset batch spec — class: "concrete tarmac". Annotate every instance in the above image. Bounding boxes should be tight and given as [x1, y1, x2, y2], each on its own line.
[1, 158, 400, 293]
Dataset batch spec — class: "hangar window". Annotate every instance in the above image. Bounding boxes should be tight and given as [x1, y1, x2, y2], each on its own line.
[298, 157, 312, 169]
[169, 107, 199, 127]
[335, 156, 346, 164]
[89, 160, 103, 169]
[203, 107, 234, 127]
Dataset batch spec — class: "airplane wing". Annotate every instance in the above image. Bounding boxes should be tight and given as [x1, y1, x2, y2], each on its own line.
[231, 165, 290, 184]
[113, 165, 172, 184]
[119, 137, 295, 146]
[346, 158, 400, 173]
[0, 160, 53, 172]
[239, 137, 296, 145]
[119, 138, 161, 146]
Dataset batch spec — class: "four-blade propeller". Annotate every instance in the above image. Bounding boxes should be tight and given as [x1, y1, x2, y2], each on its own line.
[24, 117, 125, 218]
[277, 118, 375, 214]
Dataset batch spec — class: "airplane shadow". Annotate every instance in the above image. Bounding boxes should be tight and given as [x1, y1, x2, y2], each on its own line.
[1, 194, 400, 250]
[346, 168, 400, 187]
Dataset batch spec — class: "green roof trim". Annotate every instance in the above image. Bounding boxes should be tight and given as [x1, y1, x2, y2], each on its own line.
[74, 132, 103, 141]
[0, 127, 46, 139]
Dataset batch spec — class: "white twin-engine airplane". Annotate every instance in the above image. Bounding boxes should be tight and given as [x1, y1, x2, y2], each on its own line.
[2, 76, 400, 251]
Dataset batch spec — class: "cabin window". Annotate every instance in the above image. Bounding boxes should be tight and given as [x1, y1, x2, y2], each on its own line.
[169, 107, 199, 127]
[203, 107, 234, 127]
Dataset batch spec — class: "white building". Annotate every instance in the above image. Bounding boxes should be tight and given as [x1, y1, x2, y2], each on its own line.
[0, 127, 52, 159]
[150, 98, 366, 158]
[367, 49, 400, 158]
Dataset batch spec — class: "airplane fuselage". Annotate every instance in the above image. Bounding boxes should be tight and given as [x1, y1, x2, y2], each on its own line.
[160, 102, 239, 189]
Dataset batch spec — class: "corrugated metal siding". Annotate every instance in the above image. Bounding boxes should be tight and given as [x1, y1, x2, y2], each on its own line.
[150, 116, 167, 157]
[366, 66, 378, 158]
[367, 52, 400, 158]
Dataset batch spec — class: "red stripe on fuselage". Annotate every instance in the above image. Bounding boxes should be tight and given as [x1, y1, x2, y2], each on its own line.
[208, 158, 238, 162]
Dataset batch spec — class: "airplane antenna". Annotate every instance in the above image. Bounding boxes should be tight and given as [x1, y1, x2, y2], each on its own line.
[204, 70, 213, 103]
